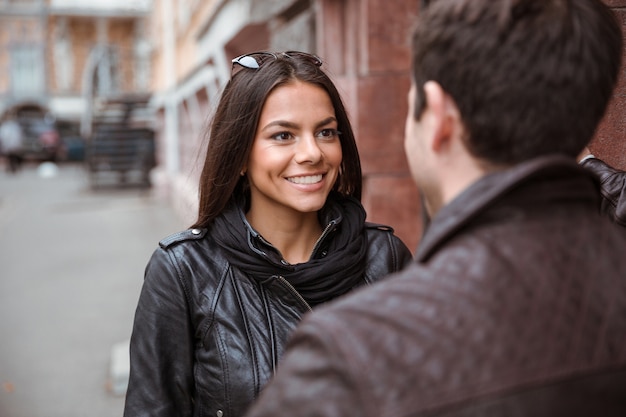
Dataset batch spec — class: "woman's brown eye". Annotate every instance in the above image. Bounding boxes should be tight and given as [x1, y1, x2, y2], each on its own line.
[272, 132, 293, 141]
[317, 129, 341, 139]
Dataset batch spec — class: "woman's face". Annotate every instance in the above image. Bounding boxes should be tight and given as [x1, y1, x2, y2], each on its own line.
[245, 80, 342, 219]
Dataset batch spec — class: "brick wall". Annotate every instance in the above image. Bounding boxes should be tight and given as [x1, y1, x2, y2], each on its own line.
[593, 1, 626, 170]
[317, 0, 422, 251]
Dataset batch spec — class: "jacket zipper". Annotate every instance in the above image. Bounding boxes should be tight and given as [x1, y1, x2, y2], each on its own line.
[253, 219, 337, 313]
[277, 275, 312, 312]
[310, 219, 337, 257]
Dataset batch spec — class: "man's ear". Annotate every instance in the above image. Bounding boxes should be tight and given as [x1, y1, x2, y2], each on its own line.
[423, 81, 456, 152]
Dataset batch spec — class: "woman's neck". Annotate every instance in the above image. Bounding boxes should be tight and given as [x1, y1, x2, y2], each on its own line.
[246, 209, 323, 264]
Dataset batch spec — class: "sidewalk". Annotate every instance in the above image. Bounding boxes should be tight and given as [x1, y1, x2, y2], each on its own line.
[0, 162, 187, 417]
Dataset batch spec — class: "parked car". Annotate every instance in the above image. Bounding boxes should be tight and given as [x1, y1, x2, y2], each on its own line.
[18, 116, 61, 162]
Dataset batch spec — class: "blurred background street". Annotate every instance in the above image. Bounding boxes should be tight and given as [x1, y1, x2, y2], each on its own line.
[0, 161, 186, 417]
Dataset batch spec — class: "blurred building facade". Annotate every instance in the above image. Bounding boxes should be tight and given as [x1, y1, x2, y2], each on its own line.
[0, 0, 151, 132]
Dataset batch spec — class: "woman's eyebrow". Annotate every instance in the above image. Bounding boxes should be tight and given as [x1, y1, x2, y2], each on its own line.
[261, 120, 299, 131]
[261, 116, 337, 132]
[315, 117, 338, 129]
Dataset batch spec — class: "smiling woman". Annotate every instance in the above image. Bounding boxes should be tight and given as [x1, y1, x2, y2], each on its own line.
[245, 81, 343, 263]
[123, 51, 413, 417]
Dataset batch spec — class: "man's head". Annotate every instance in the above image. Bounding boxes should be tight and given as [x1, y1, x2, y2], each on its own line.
[405, 0, 623, 214]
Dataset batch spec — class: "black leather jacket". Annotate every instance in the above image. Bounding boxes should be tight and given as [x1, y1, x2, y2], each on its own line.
[123, 202, 412, 417]
[581, 156, 626, 227]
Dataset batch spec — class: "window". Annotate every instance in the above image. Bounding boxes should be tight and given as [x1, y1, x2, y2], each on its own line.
[11, 45, 44, 96]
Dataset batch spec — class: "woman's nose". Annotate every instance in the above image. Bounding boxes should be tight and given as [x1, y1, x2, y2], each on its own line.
[294, 135, 322, 164]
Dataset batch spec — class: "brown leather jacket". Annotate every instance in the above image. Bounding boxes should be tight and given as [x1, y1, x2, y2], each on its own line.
[245, 156, 626, 417]
[581, 156, 626, 227]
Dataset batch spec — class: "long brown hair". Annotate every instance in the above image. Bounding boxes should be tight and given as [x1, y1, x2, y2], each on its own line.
[192, 52, 362, 228]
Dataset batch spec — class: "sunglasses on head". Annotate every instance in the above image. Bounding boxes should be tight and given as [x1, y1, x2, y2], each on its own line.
[231, 51, 323, 77]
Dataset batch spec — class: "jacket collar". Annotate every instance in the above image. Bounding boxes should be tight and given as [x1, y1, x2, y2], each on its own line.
[240, 192, 349, 264]
[415, 155, 600, 262]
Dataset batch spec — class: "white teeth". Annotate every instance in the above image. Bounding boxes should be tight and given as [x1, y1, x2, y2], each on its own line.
[287, 175, 323, 184]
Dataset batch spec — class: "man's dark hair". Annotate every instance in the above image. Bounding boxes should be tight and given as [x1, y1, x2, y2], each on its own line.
[412, 0, 623, 165]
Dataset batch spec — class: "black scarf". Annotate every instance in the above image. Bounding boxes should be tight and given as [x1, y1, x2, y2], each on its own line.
[212, 193, 368, 306]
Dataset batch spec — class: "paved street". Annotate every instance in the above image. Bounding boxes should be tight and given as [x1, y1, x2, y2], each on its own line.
[0, 162, 187, 417]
